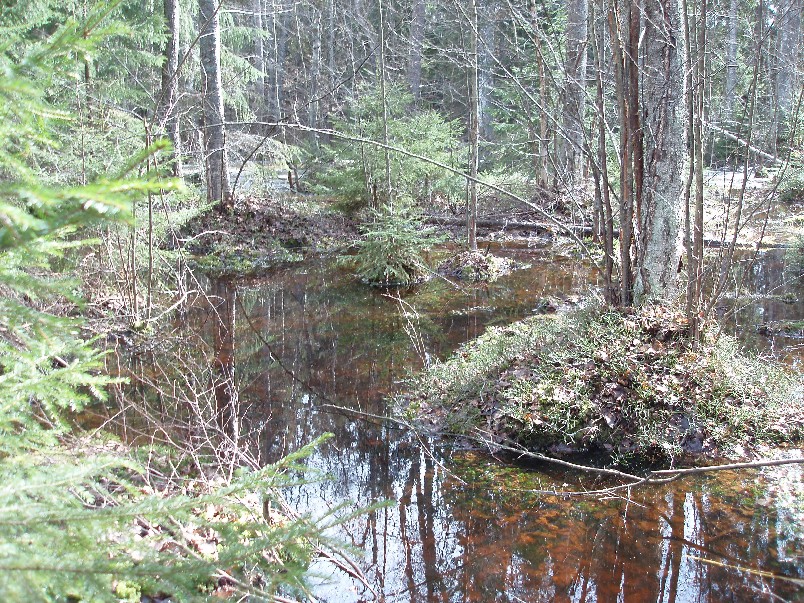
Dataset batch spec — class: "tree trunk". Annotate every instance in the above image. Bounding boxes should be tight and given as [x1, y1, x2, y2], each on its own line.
[560, 0, 588, 182]
[479, 0, 496, 145]
[159, 0, 182, 177]
[199, 0, 232, 208]
[467, 0, 480, 250]
[407, 0, 426, 100]
[634, 0, 687, 302]
[308, 8, 322, 143]
[723, 0, 738, 121]
[593, 0, 616, 302]
[253, 0, 266, 110]
[268, 0, 287, 120]
[608, 0, 634, 305]
[378, 0, 393, 203]
[530, 0, 550, 188]
[774, 0, 802, 146]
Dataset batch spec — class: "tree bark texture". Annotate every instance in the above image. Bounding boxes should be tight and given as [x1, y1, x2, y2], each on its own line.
[634, 0, 688, 302]
[199, 0, 232, 207]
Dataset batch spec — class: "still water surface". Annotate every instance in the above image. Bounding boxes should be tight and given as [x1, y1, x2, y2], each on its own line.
[138, 246, 804, 601]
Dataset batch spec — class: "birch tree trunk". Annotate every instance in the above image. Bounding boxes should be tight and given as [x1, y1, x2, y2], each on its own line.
[199, 0, 232, 208]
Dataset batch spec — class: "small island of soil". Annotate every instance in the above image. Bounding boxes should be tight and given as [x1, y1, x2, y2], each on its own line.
[402, 305, 804, 466]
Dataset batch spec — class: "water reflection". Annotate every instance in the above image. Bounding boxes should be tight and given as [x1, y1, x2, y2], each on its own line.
[125, 248, 802, 602]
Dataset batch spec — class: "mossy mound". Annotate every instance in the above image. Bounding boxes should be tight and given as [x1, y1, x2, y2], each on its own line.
[438, 249, 517, 283]
[180, 195, 358, 257]
[402, 305, 804, 466]
[189, 242, 302, 277]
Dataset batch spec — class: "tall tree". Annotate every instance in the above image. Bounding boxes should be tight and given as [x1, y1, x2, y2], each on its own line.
[606, 0, 687, 304]
[158, 0, 182, 177]
[560, 0, 588, 181]
[634, 0, 687, 301]
[723, 0, 739, 121]
[407, 0, 426, 100]
[773, 0, 802, 147]
[467, 0, 480, 250]
[253, 0, 266, 108]
[199, 0, 232, 208]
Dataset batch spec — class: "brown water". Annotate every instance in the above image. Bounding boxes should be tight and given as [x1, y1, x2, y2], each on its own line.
[121, 246, 804, 602]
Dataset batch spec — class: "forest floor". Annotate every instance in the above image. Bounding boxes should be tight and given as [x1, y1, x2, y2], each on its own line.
[700, 169, 803, 247]
[177, 172, 803, 278]
[178, 194, 359, 275]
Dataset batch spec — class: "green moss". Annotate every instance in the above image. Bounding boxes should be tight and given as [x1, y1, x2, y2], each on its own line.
[403, 306, 804, 466]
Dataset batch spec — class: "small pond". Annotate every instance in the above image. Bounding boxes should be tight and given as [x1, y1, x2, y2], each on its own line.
[118, 245, 804, 602]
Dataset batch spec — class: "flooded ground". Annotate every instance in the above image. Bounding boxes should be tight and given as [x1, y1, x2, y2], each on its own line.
[115, 245, 803, 601]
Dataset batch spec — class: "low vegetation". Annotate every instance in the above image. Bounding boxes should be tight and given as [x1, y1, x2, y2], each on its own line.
[403, 305, 804, 466]
[341, 201, 444, 286]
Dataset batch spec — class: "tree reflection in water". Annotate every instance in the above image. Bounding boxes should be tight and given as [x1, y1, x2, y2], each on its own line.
[125, 249, 802, 602]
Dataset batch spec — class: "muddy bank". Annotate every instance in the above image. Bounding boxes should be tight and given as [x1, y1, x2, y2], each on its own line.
[177, 195, 360, 274]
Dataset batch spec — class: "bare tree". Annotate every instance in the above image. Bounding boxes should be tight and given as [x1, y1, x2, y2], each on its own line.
[158, 0, 182, 177]
[723, 0, 739, 121]
[467, 0, 480, 250]
[199, 0, 232, 208]
[560, 0, 588, 181]
[773, 0, 802, 150]
[407, 0, 426, 100]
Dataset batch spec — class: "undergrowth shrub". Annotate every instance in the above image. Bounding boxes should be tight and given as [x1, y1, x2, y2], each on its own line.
[343, 201, 444, 286]
[309, 85, 464, 210]
[779, 151, 804, 204]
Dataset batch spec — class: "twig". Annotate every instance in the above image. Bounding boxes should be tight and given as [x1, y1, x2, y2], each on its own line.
[650, 457, 804, 478]
[457, 428, 804, 496]
[689, 555, 804, 586]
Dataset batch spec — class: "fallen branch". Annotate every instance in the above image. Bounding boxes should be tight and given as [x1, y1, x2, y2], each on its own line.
[460, 429, 804, 496]
[705, 122, 783, 165]
[689, 556, 804, 586]
[426, 216, 793, 249]
[650, 456, 804, 479]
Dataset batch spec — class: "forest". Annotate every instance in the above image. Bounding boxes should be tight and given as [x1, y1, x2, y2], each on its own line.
[0, 0, 803, 600]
